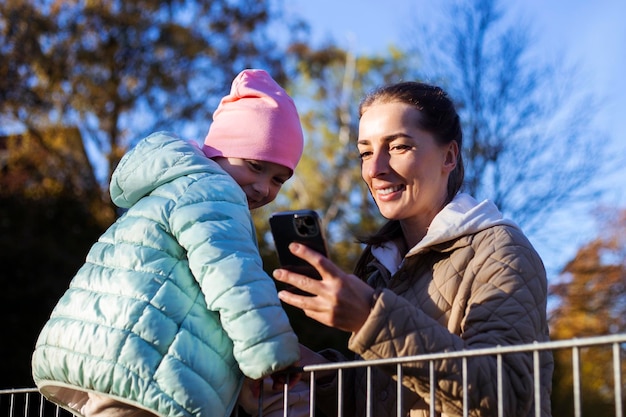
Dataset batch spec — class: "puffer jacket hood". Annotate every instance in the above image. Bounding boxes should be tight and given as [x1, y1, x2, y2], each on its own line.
[110, 134, 213, 208]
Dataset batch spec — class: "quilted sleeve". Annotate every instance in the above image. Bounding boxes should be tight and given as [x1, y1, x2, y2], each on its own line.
[169, 173, 299, 379]
[349, 226, 552, 417]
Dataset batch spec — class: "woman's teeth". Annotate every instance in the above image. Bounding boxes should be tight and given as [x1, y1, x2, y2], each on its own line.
[378, 185, 402, 195]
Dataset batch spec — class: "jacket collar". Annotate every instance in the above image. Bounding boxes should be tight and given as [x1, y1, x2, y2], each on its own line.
[371, 193, 518, 274]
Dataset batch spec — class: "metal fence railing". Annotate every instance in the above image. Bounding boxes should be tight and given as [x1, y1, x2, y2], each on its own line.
[0, 388, 73, 417]
[298, 333, 625, 417]
[3, 333, 624, 417]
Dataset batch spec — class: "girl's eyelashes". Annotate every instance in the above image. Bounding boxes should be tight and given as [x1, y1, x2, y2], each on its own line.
[245, 159, 289, 185]
[246, 160, 263, 171]
[273, 176, 287, 185]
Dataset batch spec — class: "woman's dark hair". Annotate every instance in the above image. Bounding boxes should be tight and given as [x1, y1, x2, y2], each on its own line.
[355, 82, 465, 277]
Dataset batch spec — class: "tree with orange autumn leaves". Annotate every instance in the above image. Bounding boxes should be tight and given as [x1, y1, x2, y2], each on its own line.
[549, 209, 626, 416]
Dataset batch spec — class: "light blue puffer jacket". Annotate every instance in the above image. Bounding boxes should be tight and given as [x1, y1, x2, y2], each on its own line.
[32, 132, 300, 417]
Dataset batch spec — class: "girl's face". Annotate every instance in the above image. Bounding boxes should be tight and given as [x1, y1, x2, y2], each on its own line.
[357, 101, 458, 237]
[214, 158, 292, 210]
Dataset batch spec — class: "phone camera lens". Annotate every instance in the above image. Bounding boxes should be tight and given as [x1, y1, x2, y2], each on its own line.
[295, 216, 317, 236]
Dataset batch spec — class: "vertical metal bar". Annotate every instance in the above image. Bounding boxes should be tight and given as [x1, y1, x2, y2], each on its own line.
[310, 371, 316, 417]
[39, 392, 45, 417]
[337, 368, 343, 417]
[463, 357, 468, 417]
[24, 392, 30, 417]
[572, 346, 581, 417]
[429, 360, 436, 417]
[497, 353, 503, 417]
[283, 374, 289, 417]
[614, 342, 623, 417]
[534, 345, 541, 417]
[9, 392, 16, 417]
[396, 363, 403, 417]
[366, 365, 372, 417]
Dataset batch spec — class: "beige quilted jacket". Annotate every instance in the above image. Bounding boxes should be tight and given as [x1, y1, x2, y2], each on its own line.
[318, 194, 553, 417]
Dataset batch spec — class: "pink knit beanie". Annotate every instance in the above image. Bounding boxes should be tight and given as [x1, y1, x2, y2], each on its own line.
[202, 69, 304, 171]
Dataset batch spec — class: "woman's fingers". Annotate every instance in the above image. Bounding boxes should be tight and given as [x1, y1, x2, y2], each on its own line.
[287, 242, 341, 276]
[273, 242, 376, 333]
[273, 268, 322, 297]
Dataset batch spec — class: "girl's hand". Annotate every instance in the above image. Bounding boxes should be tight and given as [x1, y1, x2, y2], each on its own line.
[269, 364, 303, 390]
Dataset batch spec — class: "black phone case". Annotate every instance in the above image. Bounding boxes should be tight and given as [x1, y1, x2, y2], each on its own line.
[269, 209, 328, 282]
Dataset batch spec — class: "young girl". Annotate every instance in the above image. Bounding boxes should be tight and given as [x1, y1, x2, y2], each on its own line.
[32, 69, 305, 417]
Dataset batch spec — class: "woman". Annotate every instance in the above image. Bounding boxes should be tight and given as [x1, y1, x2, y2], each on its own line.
[274, 82, 553, 416]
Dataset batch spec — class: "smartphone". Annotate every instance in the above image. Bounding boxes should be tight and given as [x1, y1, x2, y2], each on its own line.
[269, 209, 328, 283]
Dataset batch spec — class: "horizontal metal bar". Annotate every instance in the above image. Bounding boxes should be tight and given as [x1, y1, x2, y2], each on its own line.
[303, 333, 626, 372]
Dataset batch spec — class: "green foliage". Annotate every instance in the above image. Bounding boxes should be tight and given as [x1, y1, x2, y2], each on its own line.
[0, 0, 305, 182]
[270, 44, 414, 264]
[248, 45, 418, 354]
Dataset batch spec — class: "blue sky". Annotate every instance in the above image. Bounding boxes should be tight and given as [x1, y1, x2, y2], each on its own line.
[286, 0, 626, 274]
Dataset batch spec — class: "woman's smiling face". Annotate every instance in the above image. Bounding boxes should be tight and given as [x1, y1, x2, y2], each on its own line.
[357, 101, 458, 233]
